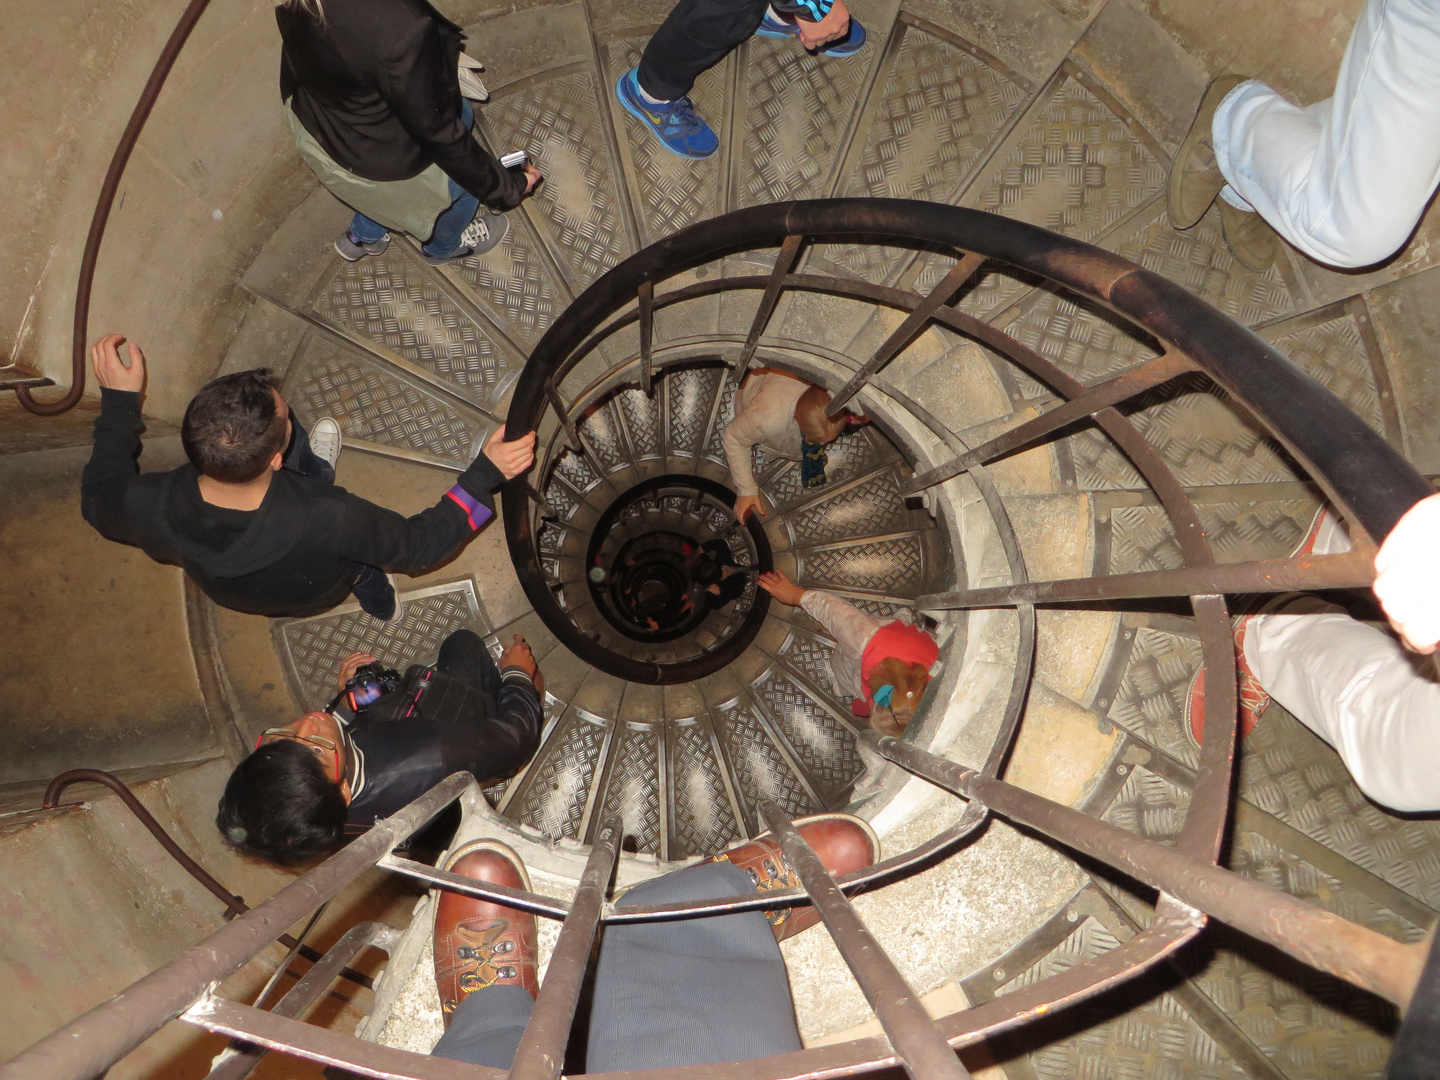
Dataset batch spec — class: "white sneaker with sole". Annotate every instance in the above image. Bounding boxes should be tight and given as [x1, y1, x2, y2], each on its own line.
[310, 417, 343, 470]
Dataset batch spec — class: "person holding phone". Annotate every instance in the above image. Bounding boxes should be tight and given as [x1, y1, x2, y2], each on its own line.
[275, 0, 544, 264]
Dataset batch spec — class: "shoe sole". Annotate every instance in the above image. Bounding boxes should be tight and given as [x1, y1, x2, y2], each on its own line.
[615, 74, 717, 161]
[1167, 74, 1248, 230]
[442, 838, 533, 892]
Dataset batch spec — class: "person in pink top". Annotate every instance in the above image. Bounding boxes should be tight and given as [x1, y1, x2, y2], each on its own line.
[758, 570, 937, 734]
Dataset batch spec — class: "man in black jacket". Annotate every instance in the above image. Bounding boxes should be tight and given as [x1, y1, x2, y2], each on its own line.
[216, 628, 545, 864]
[81, 333, 534, 619]
[277, 0, 543, 264]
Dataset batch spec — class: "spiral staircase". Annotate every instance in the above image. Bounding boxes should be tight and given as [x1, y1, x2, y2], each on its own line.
[56, 0, 1440, 1077]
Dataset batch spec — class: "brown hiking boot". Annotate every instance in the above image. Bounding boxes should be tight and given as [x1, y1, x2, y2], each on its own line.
[1168, 75, 1248, 229]
[1218, 197, 1279, 271]
[710, 812, 879, 941]
[433, 840, 538, 1024]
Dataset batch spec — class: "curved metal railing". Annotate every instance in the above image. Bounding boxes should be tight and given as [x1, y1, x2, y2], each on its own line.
[8, 201, 1438, 1080]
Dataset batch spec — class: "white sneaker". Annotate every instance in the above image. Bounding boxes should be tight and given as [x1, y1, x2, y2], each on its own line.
[310, 417, 343, 470]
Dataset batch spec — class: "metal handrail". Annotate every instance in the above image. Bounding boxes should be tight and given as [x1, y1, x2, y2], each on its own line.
[12, 0, 218, 414]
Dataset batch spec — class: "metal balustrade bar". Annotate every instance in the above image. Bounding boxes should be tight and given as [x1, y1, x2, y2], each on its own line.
[509, 820, 622, 1080]
[758, 804, 973, 1080]
[917, 548, 1377, 610]
[825, 251, 984, 417]
[861, 731, 1428, 1008]
[900, 350, 1193, 495]
[736, 234, 804, 374]
[638, 278, 655, 397]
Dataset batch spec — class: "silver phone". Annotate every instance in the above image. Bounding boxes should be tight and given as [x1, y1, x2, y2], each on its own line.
[500, 149, 528, 169]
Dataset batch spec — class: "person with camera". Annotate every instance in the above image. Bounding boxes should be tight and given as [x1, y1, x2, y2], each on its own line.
[216, 628, 544, 865]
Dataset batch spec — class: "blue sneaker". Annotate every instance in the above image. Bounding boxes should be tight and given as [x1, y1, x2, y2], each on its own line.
[755, 7, 867, 55]
[616, 68, 719, 160]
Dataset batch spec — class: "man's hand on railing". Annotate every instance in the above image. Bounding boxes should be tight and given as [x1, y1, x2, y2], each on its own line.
[483, 428, 537, 479]
[1372, 492, 1440, 653]
[90, 333, 146, 393]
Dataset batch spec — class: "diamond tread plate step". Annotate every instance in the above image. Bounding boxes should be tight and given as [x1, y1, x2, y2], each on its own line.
[281, 330, 492, 468]
[273, 580, 491, 712]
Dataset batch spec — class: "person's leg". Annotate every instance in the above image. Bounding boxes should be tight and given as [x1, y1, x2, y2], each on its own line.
[435, 627, 503, 701]
[1246, 597, 1440, 812]
[638, 0, 770, 100]
[351, 564, 398, 621]
[421, 179, 482, 258]
[1211, 0, 1440, 267]
[282, 415, 335, 485]
[586, 814, 878, 1071]
[430, 840, 540, 1065]
[347, 212, 389, 245]
[431, 986, 535, 1067]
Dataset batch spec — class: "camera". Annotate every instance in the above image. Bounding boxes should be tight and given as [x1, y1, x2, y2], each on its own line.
[345, 662, 403, 709]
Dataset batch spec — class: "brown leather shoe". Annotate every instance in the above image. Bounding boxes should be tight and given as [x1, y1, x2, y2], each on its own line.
[433, 840, 539, 1024]
[710, 812, 879, 941]
[1168, 75, 1248, 229]
[1218, 196, 1279, 271]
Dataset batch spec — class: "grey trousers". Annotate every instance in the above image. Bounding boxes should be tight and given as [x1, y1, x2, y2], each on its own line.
[431, 861, 803, 1071]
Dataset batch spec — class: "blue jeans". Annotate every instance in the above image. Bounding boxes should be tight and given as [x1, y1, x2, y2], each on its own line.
[348, 100, 479, 258]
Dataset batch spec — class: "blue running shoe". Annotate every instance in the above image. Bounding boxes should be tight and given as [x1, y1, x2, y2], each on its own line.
[616, 68, 719, 160]
[755, 6, 867, 54]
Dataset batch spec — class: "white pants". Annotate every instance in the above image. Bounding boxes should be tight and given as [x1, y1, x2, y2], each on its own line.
[1210, 0, 1440, 268]
[1247, 598, 1440, 813]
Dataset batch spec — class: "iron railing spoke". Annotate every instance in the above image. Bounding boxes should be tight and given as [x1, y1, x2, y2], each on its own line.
[508, 819, 623, 1080]
[736, 234, 805, 374]
[545, 383, 587, 455]
[203, 921, 399, 1080]
[861, 732, 1426, 1008]
[757, 803, 973, 1080]
[826, 252, 985, 417]
[0, 772, 473, 1080]
[638, 279, 655, 397]
[917, 548, 1375, 611]
[378, 855, 573, 919]
[900, 351, 1193, 495]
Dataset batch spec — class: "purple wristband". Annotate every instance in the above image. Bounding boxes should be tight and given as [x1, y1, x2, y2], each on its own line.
[446, 485, 494, 531]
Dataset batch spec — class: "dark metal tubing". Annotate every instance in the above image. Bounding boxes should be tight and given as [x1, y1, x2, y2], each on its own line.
[759, 804, 974, 1080]
[204, 922, 399, 1080]
[638, 279, 655, 396]
[864, 732, 1427, 1008]
[825, 251, 984, 417]
[545, 383, 587, 453]
[41, 769, 373, 989]
[736, 234, 805, 373]
[0, 772, 472, 1080]
[15, 0, 216, 414]
[509, 819, 623, 1080]
[917, 548, 1377, 610]
[900, 351, 1194, 495]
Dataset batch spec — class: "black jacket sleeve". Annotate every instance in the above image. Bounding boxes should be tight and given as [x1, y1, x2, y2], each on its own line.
[81, 389, 146, 543]
[331, 449, 508, 573]
[476, 665, 544, 780]
[375, 17, 527, 212]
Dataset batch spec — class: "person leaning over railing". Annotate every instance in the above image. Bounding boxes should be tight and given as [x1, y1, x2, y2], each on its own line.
[276, 0, 543, 265]
[80, 334, 535, 621]
[722, 368, 868, 527]
[757, 570, 937, 735]
[217, 631, 544, 865]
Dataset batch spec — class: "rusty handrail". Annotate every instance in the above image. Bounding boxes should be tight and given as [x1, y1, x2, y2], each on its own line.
[13, 0, 217, 413]
[42, 769, 372, 989]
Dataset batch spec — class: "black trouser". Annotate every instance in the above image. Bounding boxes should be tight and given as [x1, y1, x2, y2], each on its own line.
[637, 0, 770, 100]
[435, 628, 502, 703]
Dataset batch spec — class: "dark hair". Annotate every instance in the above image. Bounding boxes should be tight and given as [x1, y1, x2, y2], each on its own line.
[216, 740, 346, 865]
[182, 369, 287, 483]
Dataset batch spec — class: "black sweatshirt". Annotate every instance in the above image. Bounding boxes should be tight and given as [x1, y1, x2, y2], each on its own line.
[81, 388, 506, 617]
[277, 0, 525, 212]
